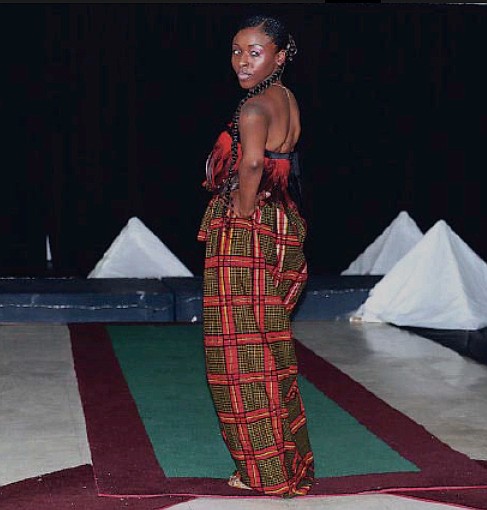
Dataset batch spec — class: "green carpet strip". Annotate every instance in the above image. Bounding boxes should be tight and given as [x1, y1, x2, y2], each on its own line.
[107, 324, 418, 479]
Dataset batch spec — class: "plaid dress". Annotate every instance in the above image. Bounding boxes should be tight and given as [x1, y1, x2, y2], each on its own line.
[197, 131, 314, 496]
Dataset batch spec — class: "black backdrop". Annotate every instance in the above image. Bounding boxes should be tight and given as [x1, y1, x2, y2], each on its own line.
[1, 3, 485, 277]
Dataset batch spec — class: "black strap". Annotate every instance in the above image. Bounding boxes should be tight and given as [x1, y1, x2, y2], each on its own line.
[264, 149, 293, 160]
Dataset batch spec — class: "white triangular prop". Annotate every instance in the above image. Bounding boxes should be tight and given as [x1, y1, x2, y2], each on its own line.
[352, 220, 487, 330]
[88, 217, 193, 278]
[341, 211, 423, 275]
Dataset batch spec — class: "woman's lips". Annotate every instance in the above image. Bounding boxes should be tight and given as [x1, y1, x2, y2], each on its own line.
[238, 72, 252, 80]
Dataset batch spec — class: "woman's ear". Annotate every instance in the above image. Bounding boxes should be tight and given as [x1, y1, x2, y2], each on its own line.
[275, 49, 286, 67]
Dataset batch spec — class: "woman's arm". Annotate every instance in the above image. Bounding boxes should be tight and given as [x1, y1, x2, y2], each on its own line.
[232, 101, 270, 218]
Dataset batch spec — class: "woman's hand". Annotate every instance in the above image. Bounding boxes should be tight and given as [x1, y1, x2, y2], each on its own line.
[230, 190, 254, 219]
[230, 190, 271, 218]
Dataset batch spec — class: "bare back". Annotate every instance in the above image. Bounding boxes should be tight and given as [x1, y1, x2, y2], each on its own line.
[263, 83, 301, 153]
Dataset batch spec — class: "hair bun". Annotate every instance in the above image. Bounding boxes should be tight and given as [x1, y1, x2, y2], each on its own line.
[286, 34, 298, 62]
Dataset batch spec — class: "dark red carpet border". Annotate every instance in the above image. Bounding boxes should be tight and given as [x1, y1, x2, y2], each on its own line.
[70, 323, 487, 500]
[0, 465, 190, 510]
[3, 465, 487, 510]
[392, 459, 487, 510]
[396, 488, 487, 510]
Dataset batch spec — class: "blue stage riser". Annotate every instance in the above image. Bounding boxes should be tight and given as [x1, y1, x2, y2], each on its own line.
[0, 276, 379, 323]
[3, 276, 485, 366]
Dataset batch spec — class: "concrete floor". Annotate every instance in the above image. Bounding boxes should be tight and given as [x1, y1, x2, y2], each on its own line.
[1, 320, 487, 509]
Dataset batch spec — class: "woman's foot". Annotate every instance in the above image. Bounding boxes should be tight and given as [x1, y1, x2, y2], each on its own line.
[228, 472, 252, 490]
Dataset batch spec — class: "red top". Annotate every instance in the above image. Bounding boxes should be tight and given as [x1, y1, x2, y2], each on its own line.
[203, 127, 298, 208]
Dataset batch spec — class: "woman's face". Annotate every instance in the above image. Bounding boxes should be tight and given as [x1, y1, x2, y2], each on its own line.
[231, 26, 283, 89]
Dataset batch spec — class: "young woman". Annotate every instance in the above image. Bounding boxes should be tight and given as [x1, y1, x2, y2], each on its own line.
[198, 14, 314, 497]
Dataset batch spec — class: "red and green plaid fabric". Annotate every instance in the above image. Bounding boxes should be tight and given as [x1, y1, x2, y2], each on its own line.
[198, 197, 314, 496]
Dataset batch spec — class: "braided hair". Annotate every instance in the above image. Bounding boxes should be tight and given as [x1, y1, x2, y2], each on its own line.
[222, 15, 298, 212]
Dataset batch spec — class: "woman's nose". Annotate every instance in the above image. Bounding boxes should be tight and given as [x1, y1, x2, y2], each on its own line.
[239, 53, 249, 66]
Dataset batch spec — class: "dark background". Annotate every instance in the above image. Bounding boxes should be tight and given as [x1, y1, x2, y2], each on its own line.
[1, 3, 485, 277]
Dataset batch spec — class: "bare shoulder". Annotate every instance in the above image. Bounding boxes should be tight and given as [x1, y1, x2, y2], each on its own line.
[240, 95, 272, 124]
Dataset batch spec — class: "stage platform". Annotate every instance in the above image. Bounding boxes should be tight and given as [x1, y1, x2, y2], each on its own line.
[1, 275, 485, 365]
[0, 275, 381, 323]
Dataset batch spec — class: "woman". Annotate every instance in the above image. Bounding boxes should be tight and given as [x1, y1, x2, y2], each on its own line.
[197, 14, 314, 497]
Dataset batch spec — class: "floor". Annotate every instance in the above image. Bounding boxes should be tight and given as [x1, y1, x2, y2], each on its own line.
[1, 320, 487, 509]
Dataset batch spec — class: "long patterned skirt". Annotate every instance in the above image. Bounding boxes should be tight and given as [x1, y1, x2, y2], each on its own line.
[198, 196, 314, 496]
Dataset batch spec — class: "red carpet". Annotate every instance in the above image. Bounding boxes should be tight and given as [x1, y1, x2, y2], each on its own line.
[0, 465, 191, 510]
[394, 460, 487, 509]
[70, 323, 487, 504]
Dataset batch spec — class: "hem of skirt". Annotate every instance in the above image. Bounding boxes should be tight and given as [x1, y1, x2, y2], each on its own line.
[254, 478, 314, 497]
[246, 464, 315, 497]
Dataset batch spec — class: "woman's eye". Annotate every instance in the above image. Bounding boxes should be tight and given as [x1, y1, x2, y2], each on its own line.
[232, 49, 241, 56]
[250, 51, 261, 57]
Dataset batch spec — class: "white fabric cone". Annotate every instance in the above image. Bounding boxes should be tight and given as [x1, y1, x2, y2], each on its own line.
[353, 220, 487, 330]
[88, 217, 193, 278]
[341, 211, 423, 275]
